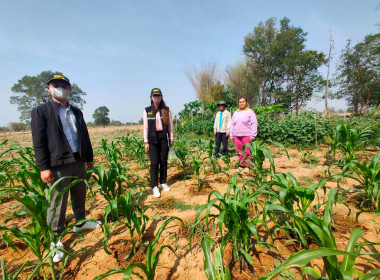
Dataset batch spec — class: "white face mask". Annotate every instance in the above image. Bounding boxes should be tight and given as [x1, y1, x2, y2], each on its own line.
[50, 87, 69, 99]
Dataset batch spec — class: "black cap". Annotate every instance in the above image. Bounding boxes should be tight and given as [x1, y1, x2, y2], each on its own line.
[151, 88, 162, 95]
[217, 101, 227, 106]
[47, 74, 71, 86]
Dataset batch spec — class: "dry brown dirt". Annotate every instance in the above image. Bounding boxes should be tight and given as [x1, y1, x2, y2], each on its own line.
[0, 130, 379, 280]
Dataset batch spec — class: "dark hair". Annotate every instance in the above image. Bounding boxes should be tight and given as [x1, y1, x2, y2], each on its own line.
[238, 96, 248, 102]
[150, 97, 169, 125]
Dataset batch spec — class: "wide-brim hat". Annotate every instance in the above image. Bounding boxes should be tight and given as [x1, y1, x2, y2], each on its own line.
[217, 101, 227, 106]
[46, 74, 71, 86]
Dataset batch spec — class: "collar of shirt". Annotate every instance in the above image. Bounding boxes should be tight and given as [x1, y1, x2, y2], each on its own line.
[238, 107, 248, 111]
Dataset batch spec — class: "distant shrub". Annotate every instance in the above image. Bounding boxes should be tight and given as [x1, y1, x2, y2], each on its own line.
[176, 100, 380, 147]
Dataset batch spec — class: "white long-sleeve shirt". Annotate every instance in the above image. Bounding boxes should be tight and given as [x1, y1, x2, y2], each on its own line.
[213, 110, 231, 133]
[58, 104, 78, 152]
[143, 109, 174, 143]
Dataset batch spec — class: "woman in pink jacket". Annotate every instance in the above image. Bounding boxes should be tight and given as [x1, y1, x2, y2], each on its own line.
[229, 97, 258, 168]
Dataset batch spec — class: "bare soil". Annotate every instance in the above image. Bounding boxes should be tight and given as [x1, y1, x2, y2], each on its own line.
[0, 132, 379, 280]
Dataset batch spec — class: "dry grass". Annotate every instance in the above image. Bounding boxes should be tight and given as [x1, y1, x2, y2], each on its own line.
[0, 131, 32, 145]
[88, 125, 143, 137]
[0, 125, 144, 147]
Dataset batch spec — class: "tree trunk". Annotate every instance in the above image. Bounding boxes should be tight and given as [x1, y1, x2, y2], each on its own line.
[261, 82, 266, 106]
[354, 101, 359, 115]
[324, 31, 334, 115]
[295, 96, 299, 115]
[359, 86, 366, 115]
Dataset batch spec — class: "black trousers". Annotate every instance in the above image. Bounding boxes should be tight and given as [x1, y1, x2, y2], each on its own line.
[215, 132, 228, 155]
[149, 132, 169, 188]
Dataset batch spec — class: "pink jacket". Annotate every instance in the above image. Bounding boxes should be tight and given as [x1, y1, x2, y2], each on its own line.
[143, 109, 174, 143]
[229, 108, 258, 138]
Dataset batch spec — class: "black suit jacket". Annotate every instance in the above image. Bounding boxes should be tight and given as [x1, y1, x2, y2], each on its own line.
[31, 100, 93, 171]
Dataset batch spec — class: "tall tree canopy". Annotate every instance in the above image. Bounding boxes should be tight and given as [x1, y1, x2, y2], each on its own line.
[10, 71, 86, 122]
[93, 106, 110, 126]
[336, 33, 380, 115]
[241, 17, 326, 113]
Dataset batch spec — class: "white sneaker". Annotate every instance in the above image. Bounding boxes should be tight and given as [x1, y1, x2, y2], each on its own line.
[74, 221, 102, 233]
[50, 241, 65, 263]
[152, 186, 161, 198]
[160, 183, 170, 191]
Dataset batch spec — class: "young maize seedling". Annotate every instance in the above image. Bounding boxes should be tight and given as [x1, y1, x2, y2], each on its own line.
[201, 234, 231, 280]
[191, 176, 272, 269]
[259, 190, 380, 279]
[95, 217, 184, 280]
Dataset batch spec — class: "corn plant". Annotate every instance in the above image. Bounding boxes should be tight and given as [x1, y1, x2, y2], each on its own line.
[191, 175, 271, 268]
[173, 139, 189, 179]
[259, 244, 380, 280]
[219, 153, 235, 179]
[263, 172, 326, 247]
[1, 257, 32, 280]
[326, 123, 372, 165]
[258, 247, 350, 280]
[259, 190, 380, 279]
[130, 134, 149, 169]
[201, 234, 231, 280]
[221, 153, 232, 169]
[93, 163, 143, 221]
[95, 217, 184, 280]
[302, 227, 380, 280]
[14, 166, 49, 196]
[189, 150, 206, 191]
[0, 140, 17, 190]
[103, 187, 160, 257]
[300, 149, 320, 164]
[340, 153, 379, 211]
[205, 139, 221, 174]
[92, 164, 124, 201]
[5, 145, 49, 196]
[0, 177, 92, 280]
[118, 131, 135, 158]
[100, 139, 120, 165]
[245, 140, 289, 186]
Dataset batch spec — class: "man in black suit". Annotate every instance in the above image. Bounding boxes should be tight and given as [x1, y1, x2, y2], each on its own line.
[31, 74, 100, 262]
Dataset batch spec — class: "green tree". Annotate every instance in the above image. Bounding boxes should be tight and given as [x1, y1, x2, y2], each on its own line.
[93, 106, 110, 126]
[110, 120, 123, 126]
[10, 70, 86, 122]
[243, 17, 326, 112]
[279, 49, 326, 114]
[336, 33, 380, 115]
[9, 122, 27, 131]
[243, 17, 278, 106]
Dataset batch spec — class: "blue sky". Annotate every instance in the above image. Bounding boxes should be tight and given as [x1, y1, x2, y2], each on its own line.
[0, 0, 379, 126]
